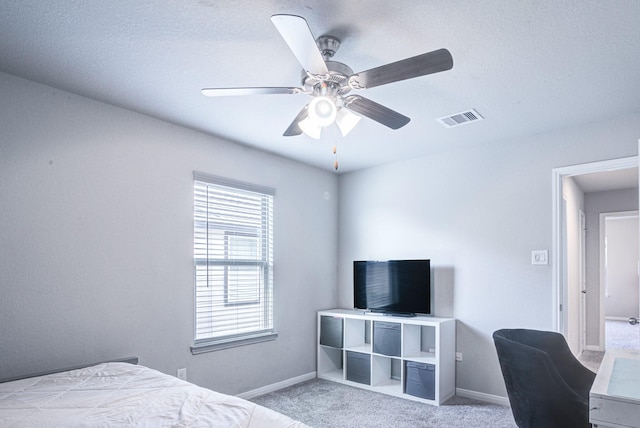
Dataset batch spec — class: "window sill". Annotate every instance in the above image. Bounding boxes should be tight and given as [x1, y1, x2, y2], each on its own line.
[191, 331, 278, 355]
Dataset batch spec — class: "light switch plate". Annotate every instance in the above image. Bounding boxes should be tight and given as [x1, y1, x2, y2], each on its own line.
[531, 250, 549, 265]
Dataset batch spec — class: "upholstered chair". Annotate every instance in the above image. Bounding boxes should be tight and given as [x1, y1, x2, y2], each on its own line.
[493, 328, 596, 428]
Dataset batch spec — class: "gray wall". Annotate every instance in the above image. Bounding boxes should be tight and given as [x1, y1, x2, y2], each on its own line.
[338, 114, 640, 399]
[0, 72, 338, 395]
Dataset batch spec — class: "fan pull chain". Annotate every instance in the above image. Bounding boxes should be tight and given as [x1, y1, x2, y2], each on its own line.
[330, 123, 339, 170]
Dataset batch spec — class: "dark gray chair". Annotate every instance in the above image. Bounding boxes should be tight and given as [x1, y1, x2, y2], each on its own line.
[493, 328, 595, 428]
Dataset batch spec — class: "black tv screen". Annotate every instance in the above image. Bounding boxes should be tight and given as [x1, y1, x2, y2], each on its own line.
[353, 260, 431, 315]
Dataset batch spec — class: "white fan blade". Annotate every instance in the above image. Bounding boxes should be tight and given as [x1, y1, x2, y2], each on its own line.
[271, 14, 328, 76]
[201, 87, 302, 97]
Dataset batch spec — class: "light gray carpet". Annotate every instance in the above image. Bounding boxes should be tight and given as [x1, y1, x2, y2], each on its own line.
[579, 350, 604, 372]
[606, 319, 640, 350]
[578, 320, 640, 372]
[251, 378, 517, 428]
[253, 325, 637, 428]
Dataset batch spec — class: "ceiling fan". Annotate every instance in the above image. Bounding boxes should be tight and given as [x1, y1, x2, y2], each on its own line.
[202, 14, 453, 142]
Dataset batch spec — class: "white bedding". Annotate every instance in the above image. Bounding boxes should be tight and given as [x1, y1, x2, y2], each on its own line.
[0, 362, 309, 427]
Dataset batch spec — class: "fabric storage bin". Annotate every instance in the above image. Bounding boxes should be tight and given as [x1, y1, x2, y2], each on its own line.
[346, 351, 371, 385]
[405, 361, 435, 400]
[320, 316, 343, 348]
[373, 321, 401, 357]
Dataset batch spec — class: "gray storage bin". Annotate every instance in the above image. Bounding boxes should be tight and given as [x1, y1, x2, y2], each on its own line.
[373, 321, 401, 357]
[346, 351, 371, 385]
[320, 316, 343, 348]
[405, 361, 435, 400]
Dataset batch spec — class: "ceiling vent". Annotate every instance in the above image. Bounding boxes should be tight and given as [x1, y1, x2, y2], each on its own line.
[437, 109, 483, 128]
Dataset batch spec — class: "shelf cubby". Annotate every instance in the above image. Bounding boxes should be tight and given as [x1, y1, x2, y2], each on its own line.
[371, 354, 402, 395]
[344, 317, 371, 353]
[318, 345, 343, 381]
[403, 323, 437, 363]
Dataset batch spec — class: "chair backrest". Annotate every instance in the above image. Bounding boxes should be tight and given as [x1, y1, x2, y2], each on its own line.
[495, 329, 595, 394]
[493, 329, 593, 428]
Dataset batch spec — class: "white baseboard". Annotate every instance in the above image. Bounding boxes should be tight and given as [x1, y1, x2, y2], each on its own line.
[606, 316, 635, 321]
[456, 387, 510, 407]
[237, 371, 317, 400]
[239, 373, 511, 408]
[584, 344, 604, 352]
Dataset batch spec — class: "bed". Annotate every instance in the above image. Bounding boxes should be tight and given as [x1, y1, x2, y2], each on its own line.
[0, 358, 309, 427]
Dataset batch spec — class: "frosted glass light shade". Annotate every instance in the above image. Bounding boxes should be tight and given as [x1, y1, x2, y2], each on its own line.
[298, 117, 322, 139]
[308, 96, 337, 127]
[335, 108, 361, 136]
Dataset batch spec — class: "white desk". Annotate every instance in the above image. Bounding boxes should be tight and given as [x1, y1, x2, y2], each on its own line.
[590, 348, 640, 428]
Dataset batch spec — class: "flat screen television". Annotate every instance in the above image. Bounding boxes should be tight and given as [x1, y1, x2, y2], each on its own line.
[353, 259, 431, 316]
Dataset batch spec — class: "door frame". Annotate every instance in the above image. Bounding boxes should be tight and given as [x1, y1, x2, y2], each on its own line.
[579, 209, 586, 353]
[552, 156, 638, 337]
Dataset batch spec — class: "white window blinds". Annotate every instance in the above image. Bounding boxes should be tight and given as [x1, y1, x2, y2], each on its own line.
[193, 172, 275, 351]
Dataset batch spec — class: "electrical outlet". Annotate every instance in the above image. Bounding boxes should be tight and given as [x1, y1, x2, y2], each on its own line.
[177, 368, 187, 381]
[531, 250, 548, 265]
[455, 352, 463, 362]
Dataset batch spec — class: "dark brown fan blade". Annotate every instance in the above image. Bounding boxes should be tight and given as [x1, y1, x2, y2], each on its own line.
[343, 95, 410, 129]
[349, 48, 453, 90]
[283, 105, 309, 136]
[201, 87, 302, 97]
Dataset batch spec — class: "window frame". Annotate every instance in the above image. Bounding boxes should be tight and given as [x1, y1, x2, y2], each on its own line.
[191, 172, 276, 354]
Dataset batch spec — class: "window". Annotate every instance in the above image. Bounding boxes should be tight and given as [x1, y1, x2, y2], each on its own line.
[192, 172, 275, 353]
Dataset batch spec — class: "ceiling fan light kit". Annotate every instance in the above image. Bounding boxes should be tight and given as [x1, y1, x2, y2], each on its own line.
[307, 96, 337, 126]
[201, 14, 453, 168]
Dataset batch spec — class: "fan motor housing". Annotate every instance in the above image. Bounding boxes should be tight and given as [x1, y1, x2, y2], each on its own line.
[301, 60, 353, 96]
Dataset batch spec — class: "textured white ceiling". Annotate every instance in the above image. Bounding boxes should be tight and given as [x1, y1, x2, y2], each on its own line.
[572, 168, 638, 193]
[1, 1, 639, 173]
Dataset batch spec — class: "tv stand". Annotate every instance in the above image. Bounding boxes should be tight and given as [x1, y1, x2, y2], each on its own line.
[317, 309, 455, 405]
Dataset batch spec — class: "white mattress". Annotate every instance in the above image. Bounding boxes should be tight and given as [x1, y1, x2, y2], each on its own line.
[0, 362, 309, 427]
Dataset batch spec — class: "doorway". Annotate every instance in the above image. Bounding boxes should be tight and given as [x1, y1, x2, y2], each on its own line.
[552, 156, 639, 355]
[601, 211, 640, 350]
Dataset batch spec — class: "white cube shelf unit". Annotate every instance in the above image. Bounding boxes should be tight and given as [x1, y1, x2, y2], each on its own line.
[317, 309, 456, 405]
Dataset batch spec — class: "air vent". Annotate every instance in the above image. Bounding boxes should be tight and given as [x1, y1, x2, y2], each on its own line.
[437, 109, 484, 128]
